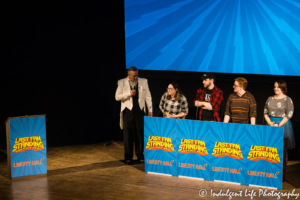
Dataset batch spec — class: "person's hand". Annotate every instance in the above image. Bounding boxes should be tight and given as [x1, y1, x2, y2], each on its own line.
[130, 90, 136, 96]
[203, 103, 212, 110]
[269, 122, 275, 126]
[166, 112, 173, 118]
[148, 112, 153, 117]
[273, 124, 279, 127]
[195, 101, 200, 107]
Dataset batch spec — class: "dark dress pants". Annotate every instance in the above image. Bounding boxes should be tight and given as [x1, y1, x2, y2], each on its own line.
[123, 108, 144, 161]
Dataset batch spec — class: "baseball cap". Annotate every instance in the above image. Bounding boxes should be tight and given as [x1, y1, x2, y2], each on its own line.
[201, 72, 216, 80]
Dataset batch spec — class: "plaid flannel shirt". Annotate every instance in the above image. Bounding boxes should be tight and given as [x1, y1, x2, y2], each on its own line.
[159, 92, 188, 118]
[193, 86, 223, 122]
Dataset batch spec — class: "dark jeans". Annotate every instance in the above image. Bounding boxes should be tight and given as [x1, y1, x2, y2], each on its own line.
[123, 108, 144, 161]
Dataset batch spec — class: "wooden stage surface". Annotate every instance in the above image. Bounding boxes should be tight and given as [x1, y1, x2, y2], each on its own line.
[0, 141, 299, 200]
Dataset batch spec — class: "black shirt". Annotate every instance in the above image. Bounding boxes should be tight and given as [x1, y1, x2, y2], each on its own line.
[202, 88, 213, 121]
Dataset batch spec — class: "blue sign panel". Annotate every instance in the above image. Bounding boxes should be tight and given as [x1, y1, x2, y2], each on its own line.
[245, 125, 283, 189]
[10, 116, 47, 178]
[177, 119, 210, 180]
[144, 117, 283, 189]
[144, 117, 177, 176]
[210, 122, 246, 185]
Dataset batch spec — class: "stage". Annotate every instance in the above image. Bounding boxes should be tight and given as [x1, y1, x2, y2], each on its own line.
[0, 141, 299, 200]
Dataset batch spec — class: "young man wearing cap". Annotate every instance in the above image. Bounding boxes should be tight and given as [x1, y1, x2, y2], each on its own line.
[193, 73, 224, 121]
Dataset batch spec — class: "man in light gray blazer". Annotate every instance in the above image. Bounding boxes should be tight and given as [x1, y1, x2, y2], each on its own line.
[115, 66, 153, 165]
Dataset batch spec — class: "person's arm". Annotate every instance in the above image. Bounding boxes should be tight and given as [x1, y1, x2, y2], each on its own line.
[250, 117, 256, 125]
[278, 117, 288, 127]
[144, 80, 153, 116]
[194, 89, 205, 107]
[224, 115, 230, 123]
[278, 97, 294, 127]
[264, 114, 275, 126]
[249, 93, 257, 125]
[209, 89, 224, 112]
[264, 114, 271, 124]
[223, 95, 231, 122]
[180, 96, 188, 117]
[264, 97, 275, 126]
[159, 93, 166, 115]
[202, 102, 212, 110]
[115, 80, 131, 101]
[197, 101, 207, 107]
[166, 112, 187, 118]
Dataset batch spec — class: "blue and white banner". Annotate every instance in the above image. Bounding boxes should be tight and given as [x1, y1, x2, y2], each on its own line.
[144, 117, 283, 189]
[245, 124, 283, 189]
[177, 120, 210, 180]
[9, 116, 47, 178]
[144, 117, 177, 176]
[210, 123, 246, 185]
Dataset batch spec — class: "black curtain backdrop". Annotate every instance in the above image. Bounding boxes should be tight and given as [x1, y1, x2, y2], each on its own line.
[1, 1, 299, 159]
[1, 1, 126, 148]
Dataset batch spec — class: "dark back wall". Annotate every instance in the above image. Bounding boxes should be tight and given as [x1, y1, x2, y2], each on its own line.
[1, 1, 126, 148]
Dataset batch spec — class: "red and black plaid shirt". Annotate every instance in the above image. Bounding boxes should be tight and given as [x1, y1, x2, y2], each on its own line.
[193, 86, 224, 122]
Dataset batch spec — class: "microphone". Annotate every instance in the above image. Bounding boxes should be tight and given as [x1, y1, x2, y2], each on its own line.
[131, 85, 136, 96]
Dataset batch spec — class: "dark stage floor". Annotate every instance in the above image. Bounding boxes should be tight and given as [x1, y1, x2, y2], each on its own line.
[0, 141, 299, 200]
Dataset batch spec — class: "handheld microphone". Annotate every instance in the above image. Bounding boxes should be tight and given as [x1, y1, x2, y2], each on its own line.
[131, 85, 136, 96]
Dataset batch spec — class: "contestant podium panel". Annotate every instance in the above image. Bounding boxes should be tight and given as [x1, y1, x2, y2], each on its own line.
[144, 117, 177, 176]
[144, 117, 283, 189]
[5, 115, 47, 179]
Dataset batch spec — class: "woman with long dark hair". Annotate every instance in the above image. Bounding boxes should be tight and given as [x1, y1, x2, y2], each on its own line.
[159, 82, 188, 119]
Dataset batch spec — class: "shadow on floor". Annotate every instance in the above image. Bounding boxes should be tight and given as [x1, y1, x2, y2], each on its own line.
[47, 160, 125, 176]
[119, 160, 145, 172]
[286, 163, 300, 188]
[0, 151, 9, 180]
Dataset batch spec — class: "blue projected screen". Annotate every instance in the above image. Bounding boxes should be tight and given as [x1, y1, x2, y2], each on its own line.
[125, 0, 300, 76]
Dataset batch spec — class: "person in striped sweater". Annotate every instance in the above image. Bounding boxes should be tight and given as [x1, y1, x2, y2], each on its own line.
[223, 77, 257, 124]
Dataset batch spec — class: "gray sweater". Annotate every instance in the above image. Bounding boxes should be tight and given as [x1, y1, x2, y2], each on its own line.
[264, 96, 294, 120]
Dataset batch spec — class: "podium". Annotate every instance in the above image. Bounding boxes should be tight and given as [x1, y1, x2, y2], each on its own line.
[144, 117, 284, 189]
[5, 115, 47, 179]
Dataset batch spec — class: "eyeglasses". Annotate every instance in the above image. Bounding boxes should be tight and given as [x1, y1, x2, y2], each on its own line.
[166, 88, 174, 91]
[233, 85, 240, 87]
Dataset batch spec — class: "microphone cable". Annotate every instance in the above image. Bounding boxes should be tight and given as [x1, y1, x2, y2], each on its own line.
[196, 100, 199, 120]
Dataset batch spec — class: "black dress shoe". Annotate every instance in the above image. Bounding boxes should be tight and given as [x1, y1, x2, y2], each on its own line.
[125, 160, 132, 165]
[139, 159, 144, 163]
